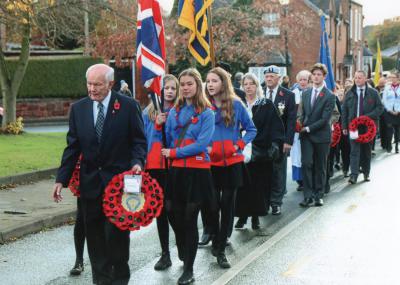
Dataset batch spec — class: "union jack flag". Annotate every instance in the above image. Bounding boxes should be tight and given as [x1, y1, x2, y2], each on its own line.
[136, 0, 166, 96]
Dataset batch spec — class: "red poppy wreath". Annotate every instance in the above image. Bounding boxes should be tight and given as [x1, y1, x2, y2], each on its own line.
[68, 154, 82, 197]
[330, 123, 341, 147]
[102, 171, 164, 231]
[348, 115, 377, 144]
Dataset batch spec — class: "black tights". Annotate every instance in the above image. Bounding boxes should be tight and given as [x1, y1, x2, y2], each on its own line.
[214, 188, 237, 253]
[168, 204, 200, 271]
[74, 198, 85, 263]
[156, 207, 169, 253]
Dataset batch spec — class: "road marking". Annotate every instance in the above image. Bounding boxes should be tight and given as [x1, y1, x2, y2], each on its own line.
[211, 178, 350, 285]
[281, 256, 312, 277]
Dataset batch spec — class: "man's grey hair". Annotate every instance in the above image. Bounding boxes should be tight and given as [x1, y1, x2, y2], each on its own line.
[86, 64, 114, 83]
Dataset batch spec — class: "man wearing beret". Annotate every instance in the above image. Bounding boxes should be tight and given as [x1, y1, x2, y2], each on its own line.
[264, 65, 297, 215]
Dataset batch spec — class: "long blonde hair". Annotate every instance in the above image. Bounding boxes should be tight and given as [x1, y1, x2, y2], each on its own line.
[147, 74, 179, 122]
[205, 67, 240, 126]
[175, 68, 211, 113]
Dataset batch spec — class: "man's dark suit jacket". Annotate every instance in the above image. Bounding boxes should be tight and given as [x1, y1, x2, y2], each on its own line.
[56, 91, 147, 199]
[270, 86, 297, 145]
[300, 87, 336, 144]
[341, 84, 384, 130]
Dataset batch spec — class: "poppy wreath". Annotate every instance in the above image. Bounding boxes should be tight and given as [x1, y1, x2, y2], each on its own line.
[103, 170, 164, 231]
[330, 123, 342, 147]
[348, 115, 377, 144]
[295, 121, 302, 133]
[68, 154, 82, 197]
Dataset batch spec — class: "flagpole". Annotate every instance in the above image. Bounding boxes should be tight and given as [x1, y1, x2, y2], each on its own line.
[207, 5, 216, 68]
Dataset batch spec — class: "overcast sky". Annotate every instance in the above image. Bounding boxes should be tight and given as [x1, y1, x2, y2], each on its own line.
[157, 0, 399, 27]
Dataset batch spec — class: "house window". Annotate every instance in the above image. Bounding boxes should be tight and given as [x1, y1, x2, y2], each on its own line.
[262, 13, 280, 36]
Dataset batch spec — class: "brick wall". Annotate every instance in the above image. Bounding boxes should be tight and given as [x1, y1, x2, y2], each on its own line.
[287, 1, 320, 83]
[16, 98, 76, 122]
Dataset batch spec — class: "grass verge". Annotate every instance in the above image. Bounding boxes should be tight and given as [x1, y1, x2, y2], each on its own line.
[0, 132, 66, 177]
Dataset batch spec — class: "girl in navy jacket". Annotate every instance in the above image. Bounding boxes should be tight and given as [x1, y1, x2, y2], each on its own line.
[156, 68, 216, 285]
[143, 74, 178, 271]
[204, 67, 256, 268]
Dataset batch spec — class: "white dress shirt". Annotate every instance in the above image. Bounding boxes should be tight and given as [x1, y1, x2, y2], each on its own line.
[93, 91, 112, 126]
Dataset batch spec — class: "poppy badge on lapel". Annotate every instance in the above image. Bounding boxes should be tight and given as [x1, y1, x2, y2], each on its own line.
[319, 92, 324, 97]
[113, 99, 121, 112]
[191, 116, 199, 124]
[279, 91, 284, 97]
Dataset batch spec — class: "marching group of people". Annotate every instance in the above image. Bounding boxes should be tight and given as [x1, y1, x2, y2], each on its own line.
[53, 62, 399, 285]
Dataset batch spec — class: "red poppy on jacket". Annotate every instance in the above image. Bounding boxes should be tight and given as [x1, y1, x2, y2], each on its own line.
[191, 116, 199, 124]
[319, 92, 324, 97]
[114, 99, 120, 110]
[279, 91, 284, 96]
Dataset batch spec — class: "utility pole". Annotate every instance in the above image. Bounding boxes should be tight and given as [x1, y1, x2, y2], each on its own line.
[83, 0, 90, 56]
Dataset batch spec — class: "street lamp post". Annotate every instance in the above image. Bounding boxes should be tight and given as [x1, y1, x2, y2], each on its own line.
[279, 0, 290, 76]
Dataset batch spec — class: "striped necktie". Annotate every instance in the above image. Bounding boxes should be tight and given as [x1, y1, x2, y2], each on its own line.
[95, 102, 105, 142]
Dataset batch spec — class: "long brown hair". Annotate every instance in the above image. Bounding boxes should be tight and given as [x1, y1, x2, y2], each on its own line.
[175, 68, 211, 113]
[205, 67, 241, 126]
[147, 74, 179, 122]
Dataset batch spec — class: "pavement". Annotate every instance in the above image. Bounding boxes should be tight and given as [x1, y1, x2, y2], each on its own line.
[0, 179, 76, 244]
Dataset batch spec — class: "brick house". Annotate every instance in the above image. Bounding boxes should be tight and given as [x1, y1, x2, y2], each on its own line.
[248, 0, 364, 85]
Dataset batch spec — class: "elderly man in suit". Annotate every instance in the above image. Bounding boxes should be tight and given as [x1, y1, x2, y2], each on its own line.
[342, 70, 383, 184]
[53, 64, 147, 285]
[264, 65, 296, 215]
[299, 63, 335, 207]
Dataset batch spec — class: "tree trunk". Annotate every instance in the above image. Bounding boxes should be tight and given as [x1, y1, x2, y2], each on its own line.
[0, 19, 30, 128]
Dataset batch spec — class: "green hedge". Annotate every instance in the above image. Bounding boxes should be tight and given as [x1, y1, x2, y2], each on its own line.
[1, 56, 102, 98]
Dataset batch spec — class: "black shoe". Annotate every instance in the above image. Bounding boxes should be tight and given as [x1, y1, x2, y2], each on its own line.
[271, 205, 281, 215]
[235, 217, 247, 229]
[70, 261, 84, 276]
[363, 174, 370, 182]
[251, 216, 260, 230]
[154, 252, 172, 271]
[325, 184, 330, 194]
[343, 171, 349, 178]
[348, 175, 357, 184]
[217, 253, 231, 269]
[299, 198, 314, 207]
[211, 246, 219, 257]
[395, 145, 399, 153]
[314, 198, 324, 207]
[177, 270, 194, 285]
[297, 185, 304, 191]
[334, 163, 341, 170]
[198, 233, 212, 246]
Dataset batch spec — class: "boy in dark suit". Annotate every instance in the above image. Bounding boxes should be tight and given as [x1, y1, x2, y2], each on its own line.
[299, 63, 335, 207]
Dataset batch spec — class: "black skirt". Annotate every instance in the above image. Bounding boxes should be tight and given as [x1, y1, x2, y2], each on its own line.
[235, 161, 273, 217]
[166, 167, 217, 212]
[148, 169, 167, 190]
[211, 162, 245, 189]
